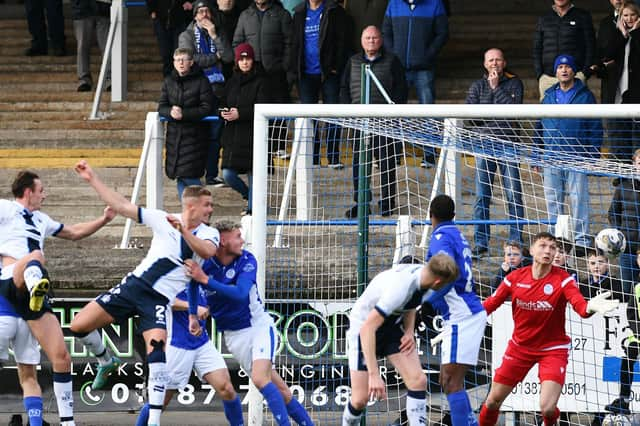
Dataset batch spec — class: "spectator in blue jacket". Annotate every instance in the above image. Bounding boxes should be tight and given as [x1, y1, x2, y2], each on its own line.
[467, 48, 524, 259]
[382, 0, 448, 167]
[540, 54, 603, 252]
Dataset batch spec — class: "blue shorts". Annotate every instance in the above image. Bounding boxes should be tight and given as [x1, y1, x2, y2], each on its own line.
[95, 275, 170, 332]
[348, 320, 404, 371]
[0, 277, 52, 321]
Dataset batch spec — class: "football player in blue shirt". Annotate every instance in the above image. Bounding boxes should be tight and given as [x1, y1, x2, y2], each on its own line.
[135, 287, 244, 426]
[185, 220, 314, 426]
[426, 194, 486, 426]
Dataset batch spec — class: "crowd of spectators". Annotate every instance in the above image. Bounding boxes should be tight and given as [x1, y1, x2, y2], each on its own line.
[24, 0, 640, 250]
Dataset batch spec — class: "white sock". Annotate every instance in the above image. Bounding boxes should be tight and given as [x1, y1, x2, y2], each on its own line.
[147, 362, 168, 425]
[79, 330, 111, 365]
[23, 264, 44, 292]
[406, 394, 427, 425]
[342, 402, 363, 426]
[53, 373, 74, 424]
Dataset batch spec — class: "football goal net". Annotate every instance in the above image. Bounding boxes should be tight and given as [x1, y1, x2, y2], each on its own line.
[247, 102, 640, 426]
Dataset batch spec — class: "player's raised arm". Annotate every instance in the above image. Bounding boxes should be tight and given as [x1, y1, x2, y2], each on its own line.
[74, 160, 139, 220]
[168, 215, 217, 259]
[482, 277, 512, 315]
[56, 206, 116, 241]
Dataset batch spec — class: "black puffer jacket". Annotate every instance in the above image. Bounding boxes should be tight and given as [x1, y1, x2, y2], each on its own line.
[220, 69, 270, 173]
[232, 0, 292, 73]
[608, 177, 640, 254]
[533, 5, 596, 79]
[158, 64, 214, 179]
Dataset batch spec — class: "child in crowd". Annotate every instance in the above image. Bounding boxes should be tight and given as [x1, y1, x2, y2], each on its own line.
[553, 237, 578, 281]
[582, 248, 626, 301]
[490, 240, 530, 291]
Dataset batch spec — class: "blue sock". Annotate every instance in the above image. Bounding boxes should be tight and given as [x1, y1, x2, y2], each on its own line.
[135, 403, 149, 426]
[223, 396, 244, 426]
[286, 398, 314, 426]
[259, 382, 290, 426]
[24, 396, 43, 426]
[447, 390, 477, 426]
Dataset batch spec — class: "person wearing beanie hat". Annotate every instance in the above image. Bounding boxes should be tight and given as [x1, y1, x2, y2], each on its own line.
[538, 52, 603, 257]
[179, 0, 233, 189]
[234, 42, 254, 62]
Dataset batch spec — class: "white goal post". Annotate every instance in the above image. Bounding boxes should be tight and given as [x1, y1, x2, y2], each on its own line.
[248, 103, 640, 425]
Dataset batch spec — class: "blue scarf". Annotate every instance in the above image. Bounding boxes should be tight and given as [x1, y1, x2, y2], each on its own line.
[195, 26, 225, 84]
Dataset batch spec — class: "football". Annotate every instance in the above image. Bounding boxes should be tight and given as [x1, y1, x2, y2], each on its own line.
[595, 228, 627, 258]
[602, 414, 633, 426]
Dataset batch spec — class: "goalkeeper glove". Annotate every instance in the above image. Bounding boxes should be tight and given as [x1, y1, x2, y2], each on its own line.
[586, 291, 619, 314]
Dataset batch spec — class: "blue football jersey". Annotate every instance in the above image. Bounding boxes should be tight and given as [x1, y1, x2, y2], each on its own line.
[0, 294, 18, 318]
[202, 250, 272, 331]
[169, 288, 209, 350]
[426, 221, 485, 322]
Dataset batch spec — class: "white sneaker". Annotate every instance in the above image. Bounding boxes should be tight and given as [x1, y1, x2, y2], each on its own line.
[327, 162, 344, 170]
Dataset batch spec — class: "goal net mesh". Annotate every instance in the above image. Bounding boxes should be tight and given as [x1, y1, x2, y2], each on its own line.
[252, 112, 639, 425]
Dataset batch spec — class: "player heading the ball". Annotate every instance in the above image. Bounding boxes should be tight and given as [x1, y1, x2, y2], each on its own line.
[342, 253, 459, 426]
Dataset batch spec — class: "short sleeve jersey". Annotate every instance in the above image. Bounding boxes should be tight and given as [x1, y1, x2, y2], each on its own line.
[131, 208, 219, 302]
[0, 199, 63, 273]
[426, 221, 484, 323]
[202, 250, 271, 331]
[168, 288, 209, 350]
[483, 265, 591, 351]
[348, 264, 427, 332]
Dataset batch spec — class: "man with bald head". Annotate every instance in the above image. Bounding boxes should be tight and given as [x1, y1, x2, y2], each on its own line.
[341, 25, 407, 218]
[467, 48, 524, 259]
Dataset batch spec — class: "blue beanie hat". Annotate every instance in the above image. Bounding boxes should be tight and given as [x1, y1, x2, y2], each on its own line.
[554, 54, 577, 73]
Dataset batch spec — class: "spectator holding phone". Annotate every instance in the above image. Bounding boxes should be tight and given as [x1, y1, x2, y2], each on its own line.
[219, 43, 270, 216]
[605, 0, 640, 159]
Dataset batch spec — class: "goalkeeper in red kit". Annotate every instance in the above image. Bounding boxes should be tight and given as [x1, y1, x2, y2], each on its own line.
[479, 232, 620, 426]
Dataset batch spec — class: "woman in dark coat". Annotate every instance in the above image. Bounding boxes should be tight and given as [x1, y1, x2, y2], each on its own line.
[220, 42, 270, 215]
[606, 0, 640, 160]
[158, 47, 214, 200]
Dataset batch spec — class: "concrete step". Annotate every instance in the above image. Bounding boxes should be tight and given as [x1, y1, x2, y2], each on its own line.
[0, 101, 156, 112]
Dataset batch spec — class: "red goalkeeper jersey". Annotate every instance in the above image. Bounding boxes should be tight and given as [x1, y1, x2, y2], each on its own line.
[483, 265, 592, 351]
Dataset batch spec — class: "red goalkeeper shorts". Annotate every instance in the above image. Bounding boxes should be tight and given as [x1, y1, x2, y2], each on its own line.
[493, 342, 568, 387]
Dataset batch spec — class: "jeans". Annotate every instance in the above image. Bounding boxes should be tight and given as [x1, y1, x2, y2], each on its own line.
[25, 0, 65, 50]
[206, 120, 223, 181]
[619, 252, 637, 295]
[543, 168, 590, 247]
[406, 70, 436, 163]
[176, 177, 202, 201]
[223, 169, 252, 212]
[298, 73, 341, 165]
[473, 157, 524, 249]
[351, 134, 397, 208]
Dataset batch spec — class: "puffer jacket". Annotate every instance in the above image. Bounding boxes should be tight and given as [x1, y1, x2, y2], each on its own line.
[158, 64, 214, 179]
[533, 5, 596, 78]
[232, 0, 292, 73]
